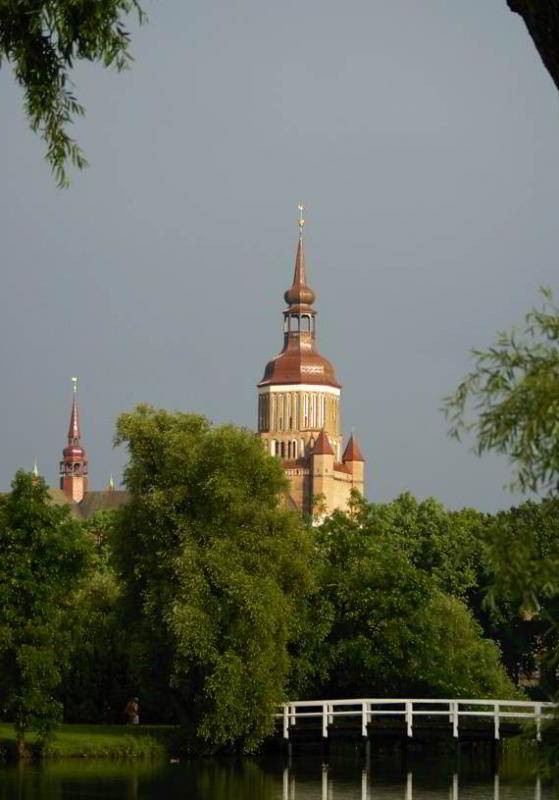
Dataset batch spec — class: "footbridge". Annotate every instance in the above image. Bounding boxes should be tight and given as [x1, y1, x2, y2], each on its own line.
[277, 697, 555, 743]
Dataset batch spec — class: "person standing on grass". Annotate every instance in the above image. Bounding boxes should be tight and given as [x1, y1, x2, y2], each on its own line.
[124, 697, 139, 725]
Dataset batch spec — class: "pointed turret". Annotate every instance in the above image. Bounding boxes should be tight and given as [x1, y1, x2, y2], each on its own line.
[342, 434, 365, 463]
[312, 429, 335, 456]
[59, 377, 89, 503]
[342, 433, 365, 494]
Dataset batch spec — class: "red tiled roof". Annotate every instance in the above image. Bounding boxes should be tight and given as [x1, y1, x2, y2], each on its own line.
[342, 434, 365, 463]
[312, 430, 335, 456]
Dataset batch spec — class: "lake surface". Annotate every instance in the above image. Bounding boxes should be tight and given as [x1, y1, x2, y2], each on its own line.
[0, 754, 552, 799]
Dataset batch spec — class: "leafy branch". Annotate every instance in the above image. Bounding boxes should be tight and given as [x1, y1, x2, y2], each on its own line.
[0, 0, 145, 187]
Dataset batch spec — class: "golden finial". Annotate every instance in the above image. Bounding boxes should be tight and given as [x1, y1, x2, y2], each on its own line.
[71, 376, 78, 393]
[297, 203, 305, 239]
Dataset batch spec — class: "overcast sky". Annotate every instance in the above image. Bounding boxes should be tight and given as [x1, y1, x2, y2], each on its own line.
[1, 0, 558, 510]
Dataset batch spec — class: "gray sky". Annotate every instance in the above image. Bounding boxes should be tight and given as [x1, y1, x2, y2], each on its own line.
[1, 0, 558, 511]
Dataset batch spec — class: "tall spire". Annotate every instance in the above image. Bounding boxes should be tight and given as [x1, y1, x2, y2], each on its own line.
[284, 203, 316, 307]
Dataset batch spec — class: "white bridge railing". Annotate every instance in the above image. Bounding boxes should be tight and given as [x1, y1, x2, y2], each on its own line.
[277, 698, 556, 741]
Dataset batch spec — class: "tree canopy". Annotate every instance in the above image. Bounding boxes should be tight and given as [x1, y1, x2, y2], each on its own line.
[111, 406, 314, 752]
[0, 471, 91, 755]
[0, 0, 144, 186]
[307, 495, 515, 701]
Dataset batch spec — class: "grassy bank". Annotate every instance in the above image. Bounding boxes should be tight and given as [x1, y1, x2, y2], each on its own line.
[0, 722, 177, 759]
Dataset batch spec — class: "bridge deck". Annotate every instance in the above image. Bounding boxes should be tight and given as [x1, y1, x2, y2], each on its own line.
[276, 698, 555, 743]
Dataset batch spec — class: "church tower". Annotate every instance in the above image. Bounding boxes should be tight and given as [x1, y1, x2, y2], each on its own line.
[257, 207, 364, 516]
[59, 377, 89, 503]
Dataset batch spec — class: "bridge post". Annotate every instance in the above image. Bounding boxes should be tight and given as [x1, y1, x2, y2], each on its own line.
[283, 705, 289, 741]
[493, 703, 500, 740]
[536, 703, 542, 742]
[322, 704, 328, 739]
[361, 701, 367, 738]
[452, 701, 459, 738]
[406, 700, 413, 738]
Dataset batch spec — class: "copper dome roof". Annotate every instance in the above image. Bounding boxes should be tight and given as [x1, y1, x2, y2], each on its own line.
[259, 347, 340, 388]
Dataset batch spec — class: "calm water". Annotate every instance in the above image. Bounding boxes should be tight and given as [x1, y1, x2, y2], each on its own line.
[0, 755, 552, 799]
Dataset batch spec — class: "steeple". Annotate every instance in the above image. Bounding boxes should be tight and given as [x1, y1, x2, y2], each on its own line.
[59, 377, 89, 503]
[259, 205, 340, 389]
[67, 376, 81, 445]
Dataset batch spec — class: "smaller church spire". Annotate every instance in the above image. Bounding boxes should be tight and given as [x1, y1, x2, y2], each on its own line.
[68, 376, 81, 444]
[32, 460, 39, 478]
[60, 376, 88, 503]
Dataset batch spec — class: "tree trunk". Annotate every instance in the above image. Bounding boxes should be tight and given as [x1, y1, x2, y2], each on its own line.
[15, 734, 30, 760]
[507, 1, 559, 93]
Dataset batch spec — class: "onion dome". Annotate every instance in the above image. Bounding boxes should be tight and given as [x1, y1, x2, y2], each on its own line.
[258, 205, 341, 389]
[284, 236, 316, 308]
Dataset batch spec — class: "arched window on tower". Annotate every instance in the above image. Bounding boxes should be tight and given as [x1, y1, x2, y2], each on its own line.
[292, 439, 297, 459]
[303, 394, 309, 427]
[301, 315, 310, 332]
[281, 441, 286, 458]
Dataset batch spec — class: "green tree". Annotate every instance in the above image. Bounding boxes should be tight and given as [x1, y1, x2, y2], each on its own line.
[354, 492, 483, 598]
[57, 510, 131, 723]
[444, 290, 559, 495]
[0, 0, 144, 186]
[111, 405, 314, 752]
[0, 471, 90, 756]
[310, 499, 514, 700]
[479, 499, 559, 694]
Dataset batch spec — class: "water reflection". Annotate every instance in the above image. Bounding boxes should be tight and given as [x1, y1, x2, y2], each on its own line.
[0, 758, 551, 799]
[281, 765, 545, 800]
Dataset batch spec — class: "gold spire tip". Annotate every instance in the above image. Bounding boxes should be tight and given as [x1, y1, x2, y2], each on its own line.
[297, 204, 305, 238]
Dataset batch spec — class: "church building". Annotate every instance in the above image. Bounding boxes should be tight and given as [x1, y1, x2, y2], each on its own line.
[257, 208, 365, 516]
